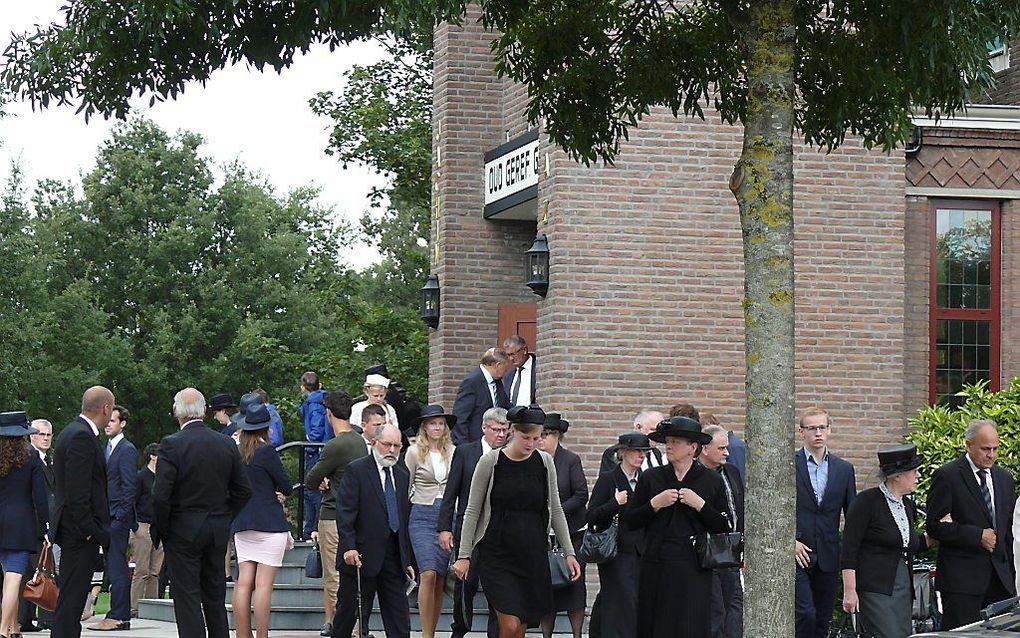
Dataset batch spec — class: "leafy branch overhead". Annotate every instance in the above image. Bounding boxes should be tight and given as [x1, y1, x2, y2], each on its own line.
[479, 0, 1019, 163]
[1, 0, 465, 120]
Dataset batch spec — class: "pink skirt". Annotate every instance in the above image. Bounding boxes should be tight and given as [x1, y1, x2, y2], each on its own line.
[233, 531, 290, 567]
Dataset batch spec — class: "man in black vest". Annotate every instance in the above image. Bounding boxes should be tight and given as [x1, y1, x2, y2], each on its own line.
[438, 407, 509, 638]
[151, 388, 251, 638]
[701, 425, 745, 638]
[927, 419, 1016, 629]
[51, 386, 115, 638]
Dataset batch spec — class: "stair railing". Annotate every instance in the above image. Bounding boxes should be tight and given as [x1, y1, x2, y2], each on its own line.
[276, 440, 325, 541]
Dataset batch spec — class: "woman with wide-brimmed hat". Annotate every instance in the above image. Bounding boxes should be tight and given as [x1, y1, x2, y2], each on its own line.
[453, 405, 581, 638]
[586, 432, 653, 638]
[405, 405, 456, 638]
[841, 445, 929, 638]
[0, 411, 49, 638]
[624, 416, 731, 638]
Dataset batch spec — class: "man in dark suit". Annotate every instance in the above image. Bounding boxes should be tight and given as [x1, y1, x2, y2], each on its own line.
[51, 386, 115, 638]
[502, 335, 537, 407]
[20, 419, 56, 632]
[438, 407, 509, 638]
[333, 424, 416, 638]
[598, 409, 665, 474]
[151, 388, 251, 638]
[794, 407, 856, 638]
[701, 425, 745, 638]
[451, 348, 511, 445]
[88, 405, 138, 631]
[927, 419, 1016, 629]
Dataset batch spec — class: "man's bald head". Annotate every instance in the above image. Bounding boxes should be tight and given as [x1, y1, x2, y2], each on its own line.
[81, 386, 115, 422]
[173, 388, 207, 423]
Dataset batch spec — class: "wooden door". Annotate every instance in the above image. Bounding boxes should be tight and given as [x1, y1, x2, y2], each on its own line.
[497, 303, 537, 350]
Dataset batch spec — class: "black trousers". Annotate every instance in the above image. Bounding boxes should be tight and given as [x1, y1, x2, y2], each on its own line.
[795, 566, 838, 638]
[333, 534, 410, 638]
[52, 536, 100, 638]
[941, 571, 1012, 630]
[451, 551, 498, 638]
[711, 569, 743, 638]
[163, 517, 230, 638]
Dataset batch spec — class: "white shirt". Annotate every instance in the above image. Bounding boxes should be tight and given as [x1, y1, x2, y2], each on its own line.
[510, 356, 534, 407]
[79, 414, 99, 437]
[108, 432, 125, 454]
[481, 438, 493, 456]
[642, 447, 664, 471]
[965, 454, 996, 519]
[32, 445, 46, 463]
[430, 451, 448, 483]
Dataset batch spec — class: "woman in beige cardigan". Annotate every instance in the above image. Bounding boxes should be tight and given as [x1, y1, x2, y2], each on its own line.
[452, 405, 581, 638]
[405, 405, 456, 638]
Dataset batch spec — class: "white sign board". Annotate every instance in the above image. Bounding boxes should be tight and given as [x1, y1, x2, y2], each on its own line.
[483, 131, 540, 218]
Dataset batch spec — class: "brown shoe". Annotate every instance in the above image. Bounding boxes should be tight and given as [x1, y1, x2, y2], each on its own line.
[86, 619, 131, 631]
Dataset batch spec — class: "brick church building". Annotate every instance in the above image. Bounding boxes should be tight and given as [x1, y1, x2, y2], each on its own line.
[427, 9, 1020, 474]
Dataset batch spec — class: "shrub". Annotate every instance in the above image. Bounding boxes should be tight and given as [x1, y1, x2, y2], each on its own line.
[907, 378, 1020, 508]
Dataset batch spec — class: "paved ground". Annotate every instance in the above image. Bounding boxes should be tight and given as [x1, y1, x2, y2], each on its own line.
[39, 622, 465, 637]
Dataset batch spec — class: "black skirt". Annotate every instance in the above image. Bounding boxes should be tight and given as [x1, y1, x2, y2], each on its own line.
[477, 452, 553, 626]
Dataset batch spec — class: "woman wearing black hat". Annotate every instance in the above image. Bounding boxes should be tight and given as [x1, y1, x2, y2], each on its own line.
[537, 414, 588, 638]
[230, 405, 294, 638]
[586, 432, 651, 638]
[841, 445, 929, 638]
[624, 416, 731, 638]
[0, 412, 49, 638]
[452, 405, 581, 638]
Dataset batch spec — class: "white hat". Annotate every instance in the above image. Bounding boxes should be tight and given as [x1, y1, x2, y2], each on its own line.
[364, 374, 391, 388]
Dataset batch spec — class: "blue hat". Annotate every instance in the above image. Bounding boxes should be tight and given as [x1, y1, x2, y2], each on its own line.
[239, 404, 272, 431]
[238, 392, 263, 416]
[0, 411, 38, 438]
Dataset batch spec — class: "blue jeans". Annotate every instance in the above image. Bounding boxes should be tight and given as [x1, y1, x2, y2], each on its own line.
[303, 487, 321, 539]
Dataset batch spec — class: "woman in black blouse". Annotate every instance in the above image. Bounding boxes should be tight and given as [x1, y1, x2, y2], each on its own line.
[625, 416, 731, 638]
[841, 445, 929, 638]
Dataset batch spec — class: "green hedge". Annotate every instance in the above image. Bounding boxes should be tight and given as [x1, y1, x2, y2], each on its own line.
[907, 378, 1020, 509]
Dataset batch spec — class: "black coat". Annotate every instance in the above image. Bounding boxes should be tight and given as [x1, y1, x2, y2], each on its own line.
[715, 462, 745, 533]
[926, 455, 1016, 596]
[587, 464, 645, 554]
[0, 452, 50, 551]
[151, 420, 252, 545]
[52, 416, 110, 548]
[231, 444, 294, 534]
[795, 449, 857, 573]
[107, 438, 138, 525]
[135, 467, 155, 524]
[437, 440, 484, 538]
[336, 454, 415, 578]
[552, 446, 588, 534]
[451, 368, 509, 445]
[841, 487, 927, 596]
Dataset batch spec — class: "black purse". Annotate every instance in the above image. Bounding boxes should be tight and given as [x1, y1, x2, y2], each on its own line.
[690, 532, 744, 570]
[578, 516, 619, 564]
[305, 543, 323, 579]
[547, 543, 572, 589]
[827, 613, 876, 638]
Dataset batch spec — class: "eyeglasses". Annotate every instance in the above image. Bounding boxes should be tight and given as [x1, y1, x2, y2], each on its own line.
[486, 426, 509, 435]
[800, 425, 829, 433]
[375, 441, 402, 450]
[505, 349, 524, 357]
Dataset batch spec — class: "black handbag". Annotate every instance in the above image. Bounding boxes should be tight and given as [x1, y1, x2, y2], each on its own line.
[827, 613, 876, 638]
[578, 516, 619, 564]
[547, 544, 572, 589]
[690, 532, 743, 570]
[305, 543, 323, 579]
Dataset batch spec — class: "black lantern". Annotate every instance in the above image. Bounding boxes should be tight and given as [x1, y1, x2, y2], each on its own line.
[525, 234, 550, 297]
[420, 274, 440, 328]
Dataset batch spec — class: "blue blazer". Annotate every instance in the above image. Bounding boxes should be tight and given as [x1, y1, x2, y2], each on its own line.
[336, 454, 415, 578]
[0, 453, 50, 551]
[795, 449, 856, 573]
[452, 368, 509, 445]
[107, 438, 138, 525]
[727, 431, 747, 482]
[231, 444, 293, 534]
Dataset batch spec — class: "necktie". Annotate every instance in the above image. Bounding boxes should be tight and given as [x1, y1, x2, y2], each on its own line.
[510, 369, 523, 404]
[719, 467, 738, 529]
[105, 442, 113, 461]
[978, 469, 995, 521]
[493, 378, 510, 409]
[629, 475, 638, 492]
[384, 467, 399, 532]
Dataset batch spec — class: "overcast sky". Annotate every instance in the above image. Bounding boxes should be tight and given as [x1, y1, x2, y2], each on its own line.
[0, 2, 388, 268]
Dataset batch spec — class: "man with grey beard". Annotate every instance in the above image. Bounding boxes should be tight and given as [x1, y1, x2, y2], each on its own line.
[332, 424, 415, 638]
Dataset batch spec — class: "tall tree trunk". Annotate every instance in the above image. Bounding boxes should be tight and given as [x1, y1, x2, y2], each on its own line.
[729, 1, 797, 636]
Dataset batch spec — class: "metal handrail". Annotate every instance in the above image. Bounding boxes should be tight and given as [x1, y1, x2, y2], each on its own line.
[276, 441, 325, 540]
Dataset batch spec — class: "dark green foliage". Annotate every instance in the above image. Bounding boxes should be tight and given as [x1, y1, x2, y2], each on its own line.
[477, 0, 1020, 163]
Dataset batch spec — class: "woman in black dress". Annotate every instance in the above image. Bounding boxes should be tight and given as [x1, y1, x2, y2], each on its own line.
[625, 416, 731, 638]
[453, 405, 581, 638]
[587, 432, 650, 638]
[538, 413, 588, 638]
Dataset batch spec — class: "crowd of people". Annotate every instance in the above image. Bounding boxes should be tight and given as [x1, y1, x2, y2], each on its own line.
[0, 335, 1017, 638]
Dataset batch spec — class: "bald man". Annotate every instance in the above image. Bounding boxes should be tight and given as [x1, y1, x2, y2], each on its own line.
[51, 386, 115, 638]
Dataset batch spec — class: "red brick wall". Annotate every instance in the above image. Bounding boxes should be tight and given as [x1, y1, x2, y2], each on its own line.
[978, 40, 1020, 106]
[904, 197, 932, 413]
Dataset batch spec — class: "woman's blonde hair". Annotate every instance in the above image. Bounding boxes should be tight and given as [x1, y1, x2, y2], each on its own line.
[416, 417, 453, 463]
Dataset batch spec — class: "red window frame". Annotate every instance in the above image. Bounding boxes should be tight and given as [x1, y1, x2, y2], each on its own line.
[928, 199, 1001, 404]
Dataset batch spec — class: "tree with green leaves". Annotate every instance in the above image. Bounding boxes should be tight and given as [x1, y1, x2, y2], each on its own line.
[6, 2, 1020, 633]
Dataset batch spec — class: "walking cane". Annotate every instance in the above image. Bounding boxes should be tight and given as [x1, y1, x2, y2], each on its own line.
[356, 556, 364, 638]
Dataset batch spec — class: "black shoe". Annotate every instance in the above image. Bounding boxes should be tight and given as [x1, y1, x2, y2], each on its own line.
[19, 626, 41, 634]
[319, 623, 331, 637]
